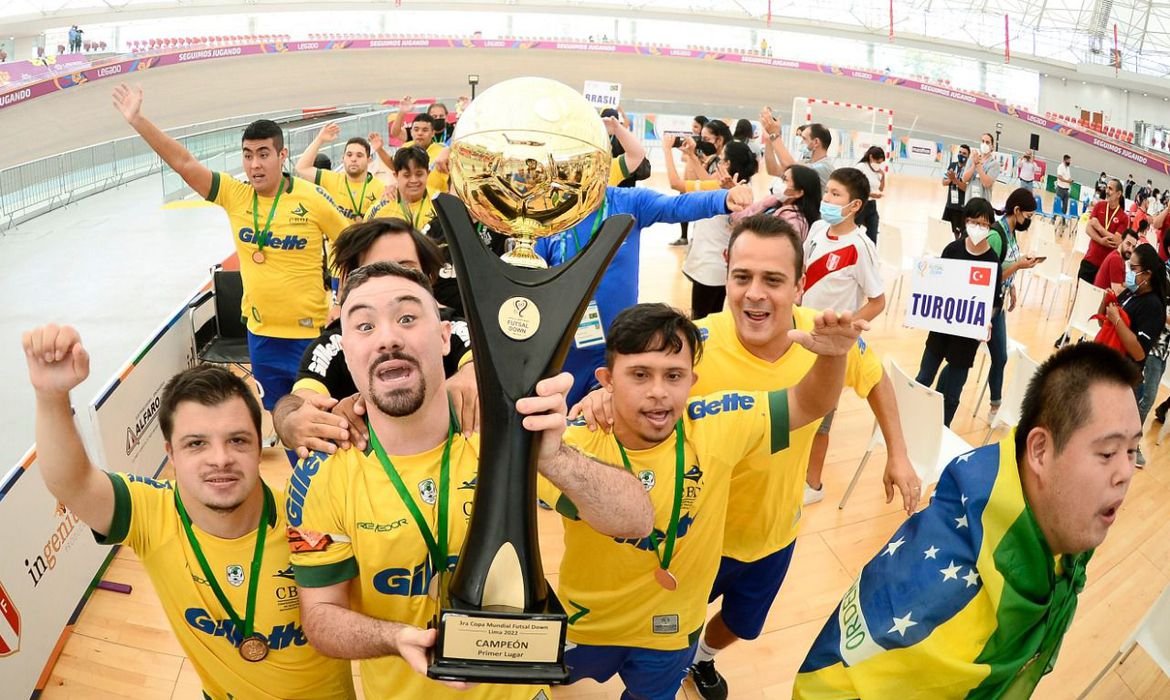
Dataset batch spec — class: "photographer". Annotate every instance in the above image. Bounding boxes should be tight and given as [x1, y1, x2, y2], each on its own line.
[941, 144, 972, 237]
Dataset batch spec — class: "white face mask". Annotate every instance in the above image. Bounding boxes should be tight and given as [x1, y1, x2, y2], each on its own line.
[776, 189, 793, 204]
[980, 143, 992, 155]
[967, 223, 991, 244]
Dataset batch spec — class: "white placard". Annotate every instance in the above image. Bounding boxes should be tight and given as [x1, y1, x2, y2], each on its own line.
[0, 451, 110, 698]
[583, 80, 621, 109]
[907, 138, 938, 162]
[905, 257, 998, 341]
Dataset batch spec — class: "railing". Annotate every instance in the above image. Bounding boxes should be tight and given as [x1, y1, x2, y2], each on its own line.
[0, 105, 379, 232]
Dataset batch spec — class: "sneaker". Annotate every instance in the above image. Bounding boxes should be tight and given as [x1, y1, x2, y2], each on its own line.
[803, 483, 825, 506]
[689, 660, 729, 700]
[1053, 333, 1068, 349]
[1156, 403, 1168, 424]
[987, 401, 1001, 424]
[669, 237, 689, 246]
[1136, 448, 1147, 469]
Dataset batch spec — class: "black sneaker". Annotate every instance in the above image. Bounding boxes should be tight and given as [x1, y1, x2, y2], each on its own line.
[1156, 403, 1168, 424]
[690, 660, 729, 700]
[669, 237, 689, 246]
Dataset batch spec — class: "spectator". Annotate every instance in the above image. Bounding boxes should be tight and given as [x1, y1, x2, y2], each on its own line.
[915, 197, 1003, 426]
[1125, 174, 1136, 200]
[1095, 171, 1109, 201]
[731, 163, 822, 242]
[856, 145, 886, 243]
[1080, 178, 1129, 284]
[700, 119, 733, 174]
[1094, 229, 1141, 294]
[941, 144, 972, 237]
[1017, 150, 1038, 192]
[1055, 154, 1073, 214]
[962, 133, 999, 202]
[670, 116, 710, 247]
[733, 118, 763, 158]
[760, 108, 834, 188]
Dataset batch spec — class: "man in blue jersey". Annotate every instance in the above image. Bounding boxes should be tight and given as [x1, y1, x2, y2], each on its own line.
[536, 184, 754, 404]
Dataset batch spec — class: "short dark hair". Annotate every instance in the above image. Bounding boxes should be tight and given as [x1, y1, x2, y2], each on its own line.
[393, 145, 430, 173]
[964, 197, 997, 223]
[1063, 154, 1071, 160]
[1015, 343, 1141, 459]
[807, 123, 832, 149]
[242, 119, 284, 151]
[727, 215, 804, 277]
[1001, 187, 1038, 216]
[828, 167, 871, 203]
[313, 153, 333, 170]
[332, 218, 445, 283]
[733, 118, 755, 141]
[159, 365, 261, 444]
[1122, 227, 1140, 241]
[958, 144, 971, 154]
[605, 303, 704, 369]
[722, 141, 758, 183]
[345, 136, 371, 157]
[694, 115, 709, 128]
[410, 114, 435, 131]
[1138, 220, 1151, 233]
[339, 260, 434, 309]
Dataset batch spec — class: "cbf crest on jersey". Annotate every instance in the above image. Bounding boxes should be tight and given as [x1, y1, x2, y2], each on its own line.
[418, 478, 437, 505]
[638, 470, 656, 491]
[226, 564, 245, 587]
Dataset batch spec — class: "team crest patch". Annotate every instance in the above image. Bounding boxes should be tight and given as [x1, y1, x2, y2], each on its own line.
[419, 478, 438, 505]
[826, 252, 841, 271]
[291, 203, 309, 217]
[638, 470, 656, 491]
[226, 564, 245, 587]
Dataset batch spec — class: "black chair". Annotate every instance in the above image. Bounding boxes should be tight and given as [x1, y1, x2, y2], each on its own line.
[195, 268, 251, 371]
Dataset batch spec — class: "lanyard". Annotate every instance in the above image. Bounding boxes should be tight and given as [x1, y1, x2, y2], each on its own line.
[251, 177, 285, 253]
[368, 414, 455, 572]
[345, 174, 371, 217]
[398, 191, 431, 231]
[571, 199, 609, 253]
[174, 483, 271, 641]
[616, 420, 684, 571]
[1105, 202, 1121, 230]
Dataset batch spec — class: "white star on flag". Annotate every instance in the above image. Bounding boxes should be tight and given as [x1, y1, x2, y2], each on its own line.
[957, 451, 974, 463]
[883, 537, 906, 557]
[924, 545, 939, 560]
[888, 612, 918, 637]
[955, 514, 968, 529]
[963, 569, 980, 588]
[940, 561, 961, 581]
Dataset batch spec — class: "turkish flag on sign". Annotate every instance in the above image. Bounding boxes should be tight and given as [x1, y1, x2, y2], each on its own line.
[970, 266, 992, 286]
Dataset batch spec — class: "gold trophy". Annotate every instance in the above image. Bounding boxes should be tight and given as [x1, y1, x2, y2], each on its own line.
[427, 77, 634, 683]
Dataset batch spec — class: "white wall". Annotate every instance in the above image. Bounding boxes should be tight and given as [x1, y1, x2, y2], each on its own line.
[1038, 74, 1170, 130]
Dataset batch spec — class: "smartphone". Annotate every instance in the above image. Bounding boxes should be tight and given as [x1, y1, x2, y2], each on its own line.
[1031, 256, 1048, 263]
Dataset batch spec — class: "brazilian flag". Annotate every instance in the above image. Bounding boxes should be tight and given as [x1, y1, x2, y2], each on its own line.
[794, 435, 1089, 699]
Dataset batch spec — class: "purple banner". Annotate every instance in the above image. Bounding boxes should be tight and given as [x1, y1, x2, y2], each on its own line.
[2, 37, 1166, 175]
[0, 54, 91, 88]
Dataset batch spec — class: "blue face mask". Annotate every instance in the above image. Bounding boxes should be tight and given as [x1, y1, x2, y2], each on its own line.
[820, 201, 847, 225]
[1126, 267, 1139, 291]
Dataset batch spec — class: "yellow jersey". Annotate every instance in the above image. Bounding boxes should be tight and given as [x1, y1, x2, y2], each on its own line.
[693, 308, 883, 561]
[366, 193, 438, 237]
[286, 438, 548, 700]
[401, 140, 450, 194]
[98, 473, 355, 700]
[207, 172, 351, 339]
[314, 169, 386, 220]
[552, 390, 790, 651]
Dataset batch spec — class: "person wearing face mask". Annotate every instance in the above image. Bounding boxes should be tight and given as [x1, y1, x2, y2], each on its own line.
[914, 197, 1004, 426]
[1017, 150, 1038, 192]
[941, 144, 972, 238]
[1093, 228, 1141, 295]
[729, 163, 822, 241]
[983, 188, 1041, 421]
[856, 146, 887, 243]
[1055, 154, 1073, 216]
[1081, 178, 1130, 284]
[670, 116, 711, 247]
[962, 133, 1000, 202]
[760, 109, 834, 189]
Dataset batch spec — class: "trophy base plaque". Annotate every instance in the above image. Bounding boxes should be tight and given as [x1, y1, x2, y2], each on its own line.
[428, 569, 569, 684]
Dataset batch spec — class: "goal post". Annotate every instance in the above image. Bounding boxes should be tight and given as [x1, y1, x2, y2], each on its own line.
[790, 97, 895, 171]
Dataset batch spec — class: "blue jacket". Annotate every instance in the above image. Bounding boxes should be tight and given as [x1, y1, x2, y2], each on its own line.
[535, 186, 730, 404]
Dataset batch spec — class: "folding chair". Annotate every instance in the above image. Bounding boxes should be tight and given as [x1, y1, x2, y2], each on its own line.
[839, 359, 972, 510]
[194, 268, 251, 374]
[878, 224, 910, 312]
[982, 347, 1039, 444]
[1079, 581, 1170, 699]
[926, 217, 954, 257]
[1059, 279, 1106, 345]
[1020, 241, 1074, 319]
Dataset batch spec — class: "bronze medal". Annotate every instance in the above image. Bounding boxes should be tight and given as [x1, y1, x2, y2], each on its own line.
[252, 250, 266, 264]
[238, 634, 269, 662]
[654, 568, 678, 591]
[428, 574, 440, 600]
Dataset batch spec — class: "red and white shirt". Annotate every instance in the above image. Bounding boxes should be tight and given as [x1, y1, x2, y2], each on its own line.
[801, 221, 884, 312]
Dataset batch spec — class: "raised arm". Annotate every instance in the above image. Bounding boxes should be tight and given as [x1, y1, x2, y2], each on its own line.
[759, 106, 791, 177]
[388, 95, 415, 143]
[661, 138, 687, 193]
[605, 115, 645, 175]
[23, 325, 116, 534]
[523, 373, 653, 538]
[785, 310, 864, 428]
[296, 122, 340, 180]
[113, 84, 212, 199]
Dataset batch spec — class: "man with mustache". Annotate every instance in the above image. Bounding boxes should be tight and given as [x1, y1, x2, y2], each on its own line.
[287, 261, 654, 699]
[548, 302, 863, 699]
[23, 330, 356, 699]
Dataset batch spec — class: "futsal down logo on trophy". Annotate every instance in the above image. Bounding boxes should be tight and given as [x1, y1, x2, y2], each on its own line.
[426, 76, 633, 684]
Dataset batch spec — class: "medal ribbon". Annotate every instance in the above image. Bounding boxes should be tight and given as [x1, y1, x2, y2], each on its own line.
[398, 190, 431, 231]
[251, 177, 286, 255]
[174, 483, 271, 644]
[345, 174, 371, 218]
[571, 199, 608, 253]
[368, 411, 455, 573]
[616, 420, 684, 571]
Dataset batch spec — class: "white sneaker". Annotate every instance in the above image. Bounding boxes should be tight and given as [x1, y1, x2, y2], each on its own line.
[803, 483, 825, 506]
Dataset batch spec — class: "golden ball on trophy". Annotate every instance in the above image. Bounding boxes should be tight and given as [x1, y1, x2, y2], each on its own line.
[448, 76, 612, 268]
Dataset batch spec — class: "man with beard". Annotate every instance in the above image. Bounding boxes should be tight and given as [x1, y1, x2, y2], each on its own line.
[296, 122, 386, 220]
[287, 262, 654, 700]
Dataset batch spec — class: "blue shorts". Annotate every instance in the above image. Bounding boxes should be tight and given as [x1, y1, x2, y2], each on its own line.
[246, 331, 312, 412]
[707, 542, 796, 640]
[565, 642, 697, 700]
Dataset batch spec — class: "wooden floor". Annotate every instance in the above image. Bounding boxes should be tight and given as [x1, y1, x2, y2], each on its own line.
[41, 173, 1170, 699]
